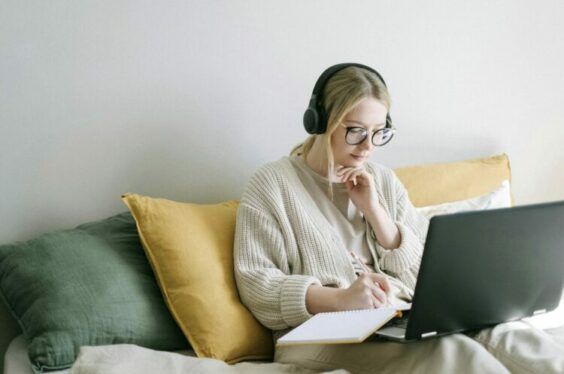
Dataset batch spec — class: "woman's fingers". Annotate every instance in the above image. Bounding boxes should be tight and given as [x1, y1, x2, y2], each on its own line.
[356, 273, 390, 308]
[370, 284, 388, 307]
[339, 168, 364, 184]
[336, 167, 354, 179]
[336, 166, 360, 177]
[366, 273, 391, 307]
[368, 273, 391, 294]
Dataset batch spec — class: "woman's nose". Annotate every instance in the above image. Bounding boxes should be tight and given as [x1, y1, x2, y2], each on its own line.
[359, 136, 373, 151]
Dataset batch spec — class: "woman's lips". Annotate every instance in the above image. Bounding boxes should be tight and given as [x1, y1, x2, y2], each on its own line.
[351, 154, 366, 161]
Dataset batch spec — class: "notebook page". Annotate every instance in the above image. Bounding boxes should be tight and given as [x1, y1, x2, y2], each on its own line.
[277, 307, 398, 346]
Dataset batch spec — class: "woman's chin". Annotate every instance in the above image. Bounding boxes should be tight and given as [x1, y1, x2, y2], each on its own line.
[335, 155, 366, 169]
[348, 156, 366, 166]
[336, 162, 363, 171]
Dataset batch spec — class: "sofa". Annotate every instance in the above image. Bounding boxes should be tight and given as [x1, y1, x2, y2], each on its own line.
[2, 154, 562, 374]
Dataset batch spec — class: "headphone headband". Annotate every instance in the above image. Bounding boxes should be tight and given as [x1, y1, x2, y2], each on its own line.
[310, 63, 388, 99]
[303, 62, 392, 134]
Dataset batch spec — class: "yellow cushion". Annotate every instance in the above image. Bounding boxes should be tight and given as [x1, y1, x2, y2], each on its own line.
[121, 193, 273, 363]
[393, 153, 512, 207]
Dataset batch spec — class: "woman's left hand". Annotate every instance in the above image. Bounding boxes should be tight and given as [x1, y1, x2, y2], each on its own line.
[337, 165, 379, 215]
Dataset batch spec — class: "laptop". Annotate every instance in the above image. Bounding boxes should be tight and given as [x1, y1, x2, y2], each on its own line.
[374, 200, 564, 342]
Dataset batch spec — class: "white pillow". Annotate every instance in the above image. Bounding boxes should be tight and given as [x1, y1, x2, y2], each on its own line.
[416, 180, 512, 219]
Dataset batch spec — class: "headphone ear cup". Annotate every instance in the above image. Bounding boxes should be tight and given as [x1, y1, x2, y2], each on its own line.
[304, 99, 329, 134]
[385, 114, 392, 129]
[303, 106, 319, 134]
[316, 106, 327, 134]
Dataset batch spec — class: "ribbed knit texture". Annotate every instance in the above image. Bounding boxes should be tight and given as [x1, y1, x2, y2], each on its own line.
[234, 157, 429, 331]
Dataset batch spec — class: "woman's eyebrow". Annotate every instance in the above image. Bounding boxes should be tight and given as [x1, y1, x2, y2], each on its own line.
[344, 119, 386, 128]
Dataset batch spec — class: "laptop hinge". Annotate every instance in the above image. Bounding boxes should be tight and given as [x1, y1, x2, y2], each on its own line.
[533, 309, 547, 315]
[421, 331, 437, 338]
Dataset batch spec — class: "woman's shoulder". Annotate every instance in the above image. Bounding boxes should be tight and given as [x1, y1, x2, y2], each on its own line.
[249, 156, 294, 182]
[243, 156, 296, 196]
[240, 157, 297, 210]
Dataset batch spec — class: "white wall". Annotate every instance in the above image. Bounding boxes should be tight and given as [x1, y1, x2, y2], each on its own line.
[1, 1, 563, 244]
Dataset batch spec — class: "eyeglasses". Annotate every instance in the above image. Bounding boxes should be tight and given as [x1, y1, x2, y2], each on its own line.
[340, 123, 395, 147]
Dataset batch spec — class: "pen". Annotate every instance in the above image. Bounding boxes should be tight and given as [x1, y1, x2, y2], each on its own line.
[349, 250, 373, 274]
[349, 251, 391, 307]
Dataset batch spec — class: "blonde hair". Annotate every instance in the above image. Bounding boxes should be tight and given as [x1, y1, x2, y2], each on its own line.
[291, 66, 391, 194]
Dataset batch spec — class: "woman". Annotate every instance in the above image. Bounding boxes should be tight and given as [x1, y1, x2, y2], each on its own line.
[234, 63, 563, 373]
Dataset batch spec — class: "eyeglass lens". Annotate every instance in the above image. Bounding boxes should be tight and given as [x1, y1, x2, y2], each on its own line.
[346, 127, 394, 146]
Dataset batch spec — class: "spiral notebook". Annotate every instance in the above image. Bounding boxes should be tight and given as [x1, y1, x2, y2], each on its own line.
[277, 304, 410, 346]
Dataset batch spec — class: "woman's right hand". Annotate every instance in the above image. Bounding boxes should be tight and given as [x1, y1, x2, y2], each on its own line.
[336, 273, 391, 310]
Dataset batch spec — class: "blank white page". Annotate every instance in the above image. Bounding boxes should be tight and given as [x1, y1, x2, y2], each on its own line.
[277, 307, 398, 346]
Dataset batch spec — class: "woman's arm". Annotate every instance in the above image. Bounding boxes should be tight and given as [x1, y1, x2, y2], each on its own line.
[236, 202, 393, 326]
[363, 205, 401, 249]
[234, 203, 321, 330]
[338, 165, 401, 249]
[338, 163, 427, 287]
[306, 272, 392, 313]
[369, 168, 429, 286]
[305, 285, 342, 314]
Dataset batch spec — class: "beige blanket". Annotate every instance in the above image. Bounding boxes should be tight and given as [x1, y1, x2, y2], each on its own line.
[69, 303, 563, 374]
[68, 344, 349, 374]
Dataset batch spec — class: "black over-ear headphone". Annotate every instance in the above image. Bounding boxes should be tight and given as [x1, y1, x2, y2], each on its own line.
[303, 63, 392, 134]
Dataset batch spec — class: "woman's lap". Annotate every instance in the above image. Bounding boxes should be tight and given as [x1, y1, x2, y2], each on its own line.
[275, 322, 564, 374]
[275, 333, 507, 374]
[469, 320, 564, 374]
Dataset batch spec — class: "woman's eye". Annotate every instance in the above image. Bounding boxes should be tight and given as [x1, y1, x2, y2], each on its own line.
[348, 127, 365, 134]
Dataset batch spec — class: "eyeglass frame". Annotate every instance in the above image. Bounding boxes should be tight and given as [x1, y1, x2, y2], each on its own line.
[339, 123, 396, 147]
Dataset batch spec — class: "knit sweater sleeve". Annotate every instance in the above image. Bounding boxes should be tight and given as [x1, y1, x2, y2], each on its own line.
[234, 199, 321, 331]
[371, 167, 429, 289]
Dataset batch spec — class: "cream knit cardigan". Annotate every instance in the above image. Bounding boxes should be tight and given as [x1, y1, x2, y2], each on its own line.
[234, 157, 429, 331]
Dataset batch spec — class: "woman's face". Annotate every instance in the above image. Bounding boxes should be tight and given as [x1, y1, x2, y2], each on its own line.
[330, 97, 388, 169]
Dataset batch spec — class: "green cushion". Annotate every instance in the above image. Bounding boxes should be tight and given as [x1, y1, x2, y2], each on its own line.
[0, 212, 188, 373]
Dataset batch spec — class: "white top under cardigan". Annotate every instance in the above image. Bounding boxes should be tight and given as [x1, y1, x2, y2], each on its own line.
[233, 156, 429, 332]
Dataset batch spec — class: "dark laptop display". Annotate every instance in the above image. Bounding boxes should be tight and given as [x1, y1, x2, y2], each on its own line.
[376, 200, 564, 342]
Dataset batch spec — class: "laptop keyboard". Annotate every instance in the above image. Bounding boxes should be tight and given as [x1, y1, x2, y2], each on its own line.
[386, 314, 409, 329]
